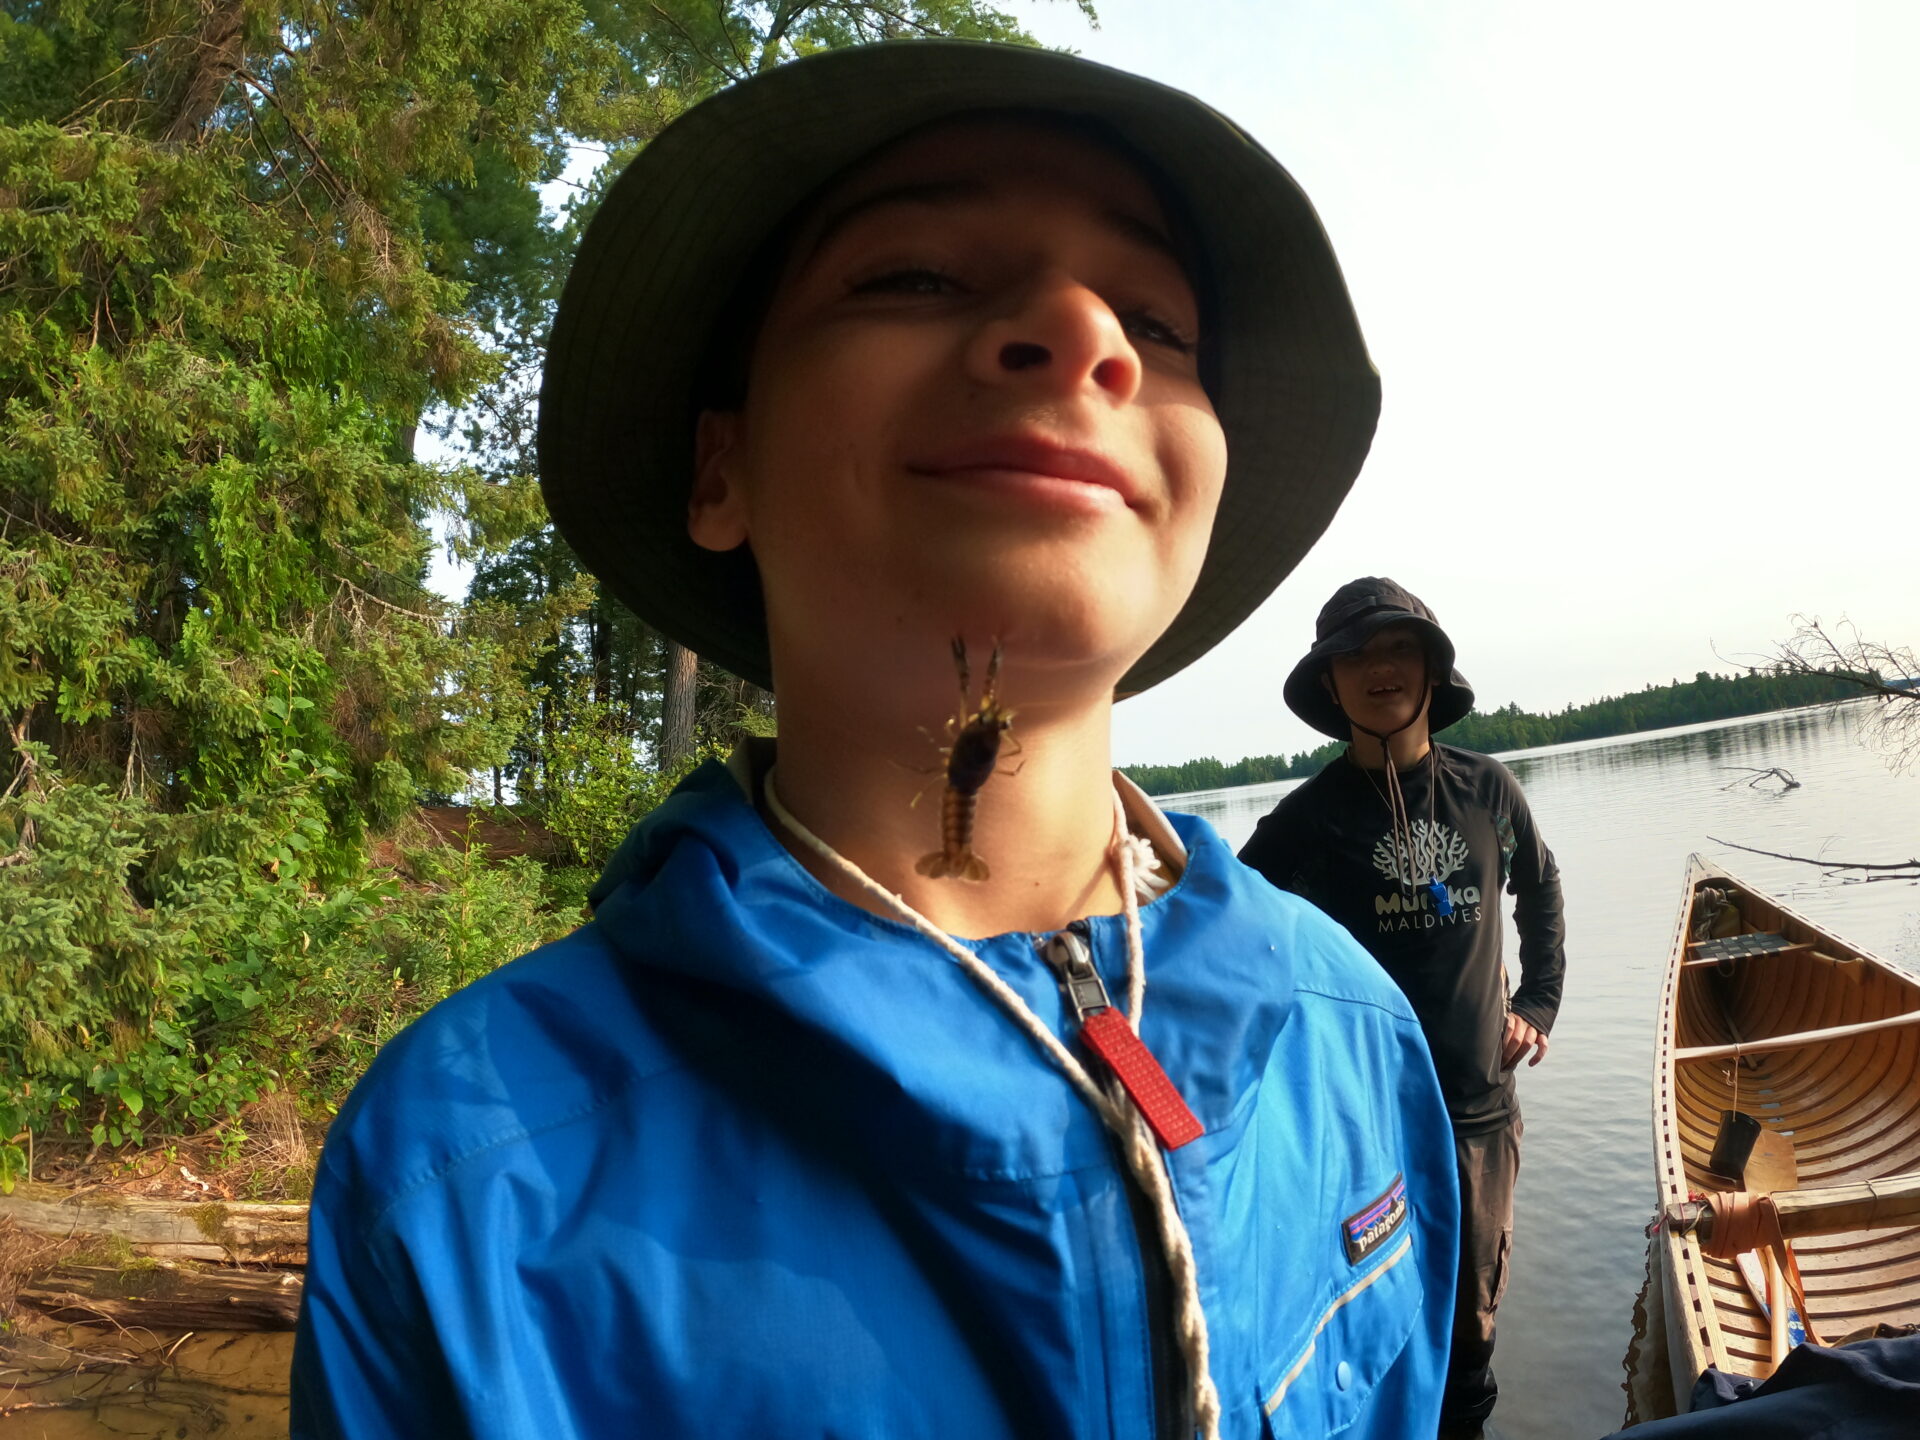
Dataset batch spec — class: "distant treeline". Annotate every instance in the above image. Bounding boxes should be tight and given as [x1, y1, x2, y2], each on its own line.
[1121, 668, 1870, 797]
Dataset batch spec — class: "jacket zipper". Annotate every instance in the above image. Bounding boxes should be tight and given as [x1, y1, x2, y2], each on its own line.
[1040, 923, 1188, 1440]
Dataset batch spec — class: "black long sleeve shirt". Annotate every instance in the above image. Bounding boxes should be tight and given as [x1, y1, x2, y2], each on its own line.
[1238, 744, 1565, 1135]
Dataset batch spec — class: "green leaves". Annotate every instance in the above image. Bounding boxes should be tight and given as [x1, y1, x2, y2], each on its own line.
[0, 761, 570, 1149]
[1, 0, 1070, 1159]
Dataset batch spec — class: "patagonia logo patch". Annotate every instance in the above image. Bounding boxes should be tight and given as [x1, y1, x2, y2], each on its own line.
[1342, 1173, 1408, 1265]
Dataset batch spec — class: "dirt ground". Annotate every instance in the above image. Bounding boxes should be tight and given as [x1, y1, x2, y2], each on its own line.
[18, 1093, 322, 1207]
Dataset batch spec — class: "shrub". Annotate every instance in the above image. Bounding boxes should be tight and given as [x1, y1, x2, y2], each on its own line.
[0, 757, 571, 1189]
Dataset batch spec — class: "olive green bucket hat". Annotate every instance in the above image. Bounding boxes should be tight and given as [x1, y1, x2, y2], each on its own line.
[538, 39, 1380, 693]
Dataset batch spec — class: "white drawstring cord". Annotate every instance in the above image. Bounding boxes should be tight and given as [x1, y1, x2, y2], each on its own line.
[760, 768, 1220, 1439]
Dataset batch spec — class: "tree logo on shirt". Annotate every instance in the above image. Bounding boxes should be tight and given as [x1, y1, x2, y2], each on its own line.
[1371, 820, 1469, 887]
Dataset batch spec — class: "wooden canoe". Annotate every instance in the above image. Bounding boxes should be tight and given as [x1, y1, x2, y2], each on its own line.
[1653, 854, 1920, 1409]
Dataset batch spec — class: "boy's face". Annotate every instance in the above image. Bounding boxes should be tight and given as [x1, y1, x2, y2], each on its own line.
[1325, 623, 1434, 736]
[689, 119, 1227, 699]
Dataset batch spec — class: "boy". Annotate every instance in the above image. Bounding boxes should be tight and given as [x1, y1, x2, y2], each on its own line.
[1239, 578, 1567, 1438]
[293, 44, 1459, 1440]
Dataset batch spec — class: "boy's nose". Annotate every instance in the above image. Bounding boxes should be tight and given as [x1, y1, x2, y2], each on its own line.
[966, 275, 1142, 404]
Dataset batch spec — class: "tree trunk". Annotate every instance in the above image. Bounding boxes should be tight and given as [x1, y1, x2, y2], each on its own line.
[161, 0, 248, 144]
[660, 641, 699, 767]
[590, 602, 612, 707]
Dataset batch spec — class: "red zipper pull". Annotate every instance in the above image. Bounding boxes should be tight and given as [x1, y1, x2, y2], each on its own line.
[1042, 929, 1205, 1151]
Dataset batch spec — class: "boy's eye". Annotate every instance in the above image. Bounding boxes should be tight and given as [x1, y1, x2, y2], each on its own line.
[1118, 308, 1197, 355]
[849, 267, 961, 296]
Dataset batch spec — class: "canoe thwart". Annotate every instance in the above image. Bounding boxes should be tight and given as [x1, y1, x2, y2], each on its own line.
[1673, 1006, 1920, 1063]
[1664, 1171, 1920, 1242]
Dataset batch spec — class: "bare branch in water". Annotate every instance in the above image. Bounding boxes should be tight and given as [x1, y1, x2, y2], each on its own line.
[1707, 835, 1920, 883]
[1719, 766, 1801, 791]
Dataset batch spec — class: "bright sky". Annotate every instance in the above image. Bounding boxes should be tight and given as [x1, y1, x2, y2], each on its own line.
[1002, 0, 1920, 766]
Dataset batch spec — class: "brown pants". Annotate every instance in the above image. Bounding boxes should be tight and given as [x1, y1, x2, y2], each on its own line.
[1443, 1114, 1522, 1428]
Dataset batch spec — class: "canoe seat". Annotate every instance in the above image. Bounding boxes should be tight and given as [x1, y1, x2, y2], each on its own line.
[1686, 932, 1805, 965]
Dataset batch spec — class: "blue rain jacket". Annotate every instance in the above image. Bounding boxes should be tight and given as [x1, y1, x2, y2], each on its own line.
[292, 761, 1459, 1438]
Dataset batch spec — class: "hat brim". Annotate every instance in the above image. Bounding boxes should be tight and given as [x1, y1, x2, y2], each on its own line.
[539, 40, 1380, 693]
[1283, 612, 1475, 739]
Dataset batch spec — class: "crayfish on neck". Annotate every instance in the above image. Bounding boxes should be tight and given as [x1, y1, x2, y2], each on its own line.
[916, 637, 1021, 882]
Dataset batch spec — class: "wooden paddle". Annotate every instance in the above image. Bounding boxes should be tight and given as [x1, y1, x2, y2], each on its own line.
[1736, 1130, 1802, 1371]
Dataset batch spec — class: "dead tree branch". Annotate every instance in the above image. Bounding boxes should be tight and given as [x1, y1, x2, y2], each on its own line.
[1707, 835, 1920, 884]
[1720, 766, 1801, 791]
[1725, 615, 1920, 773]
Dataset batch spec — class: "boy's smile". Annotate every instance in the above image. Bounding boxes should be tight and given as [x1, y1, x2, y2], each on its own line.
[688, 118, 1227, 701]
[906, 431, 1138, 519]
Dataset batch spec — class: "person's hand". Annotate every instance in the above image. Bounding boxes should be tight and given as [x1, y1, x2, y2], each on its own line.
[1502, 1012, 1549, 1070]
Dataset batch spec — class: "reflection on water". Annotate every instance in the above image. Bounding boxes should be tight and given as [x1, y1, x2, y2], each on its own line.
[1619, 1241, 1674, 1428]
[0, 1317, 292, 1437]
[1172, 701, 1920, 1437]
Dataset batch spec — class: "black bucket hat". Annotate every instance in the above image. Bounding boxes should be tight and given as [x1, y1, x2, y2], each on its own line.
[538, 40, 1381, 693]
[1283, 577, 1475, 739]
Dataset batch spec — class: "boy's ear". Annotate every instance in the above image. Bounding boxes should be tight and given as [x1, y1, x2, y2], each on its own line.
[688, 410, 750, 552]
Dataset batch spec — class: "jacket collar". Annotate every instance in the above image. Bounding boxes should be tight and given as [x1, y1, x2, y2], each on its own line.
[586, 752, 1290, 1178]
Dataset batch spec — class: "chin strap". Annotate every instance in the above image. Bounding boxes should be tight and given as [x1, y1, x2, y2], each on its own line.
[1345, 683, 1436, 901]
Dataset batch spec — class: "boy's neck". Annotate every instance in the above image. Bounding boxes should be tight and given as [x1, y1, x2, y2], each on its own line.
[761, 672, 1130, 938]
[1345, 724, 1433, 772]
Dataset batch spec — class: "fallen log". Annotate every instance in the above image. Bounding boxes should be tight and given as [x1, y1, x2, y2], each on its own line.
[18, 1263, 304, 1331]
[0, 1183, 308, 1264]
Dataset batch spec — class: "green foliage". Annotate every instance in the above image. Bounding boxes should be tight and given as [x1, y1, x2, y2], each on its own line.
[1, 0, 1074, 1161]
[1122, 668, 1873, 796]
[1119, 742, 1344, 798]
[0, 2, 585, 864]
[387, 842, 560, 1004]
[1444, 668, 1870, 756]
[0, 759, 569, 1150]
[541, 686, 720, 868]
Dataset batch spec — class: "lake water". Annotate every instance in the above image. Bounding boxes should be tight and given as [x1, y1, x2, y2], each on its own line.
[1166, 699, 1920, 1437]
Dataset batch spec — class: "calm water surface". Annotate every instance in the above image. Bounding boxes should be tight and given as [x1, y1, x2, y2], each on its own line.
[1167, 701, 1920, 1438]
